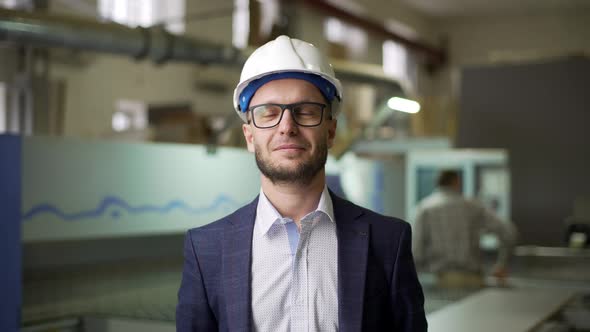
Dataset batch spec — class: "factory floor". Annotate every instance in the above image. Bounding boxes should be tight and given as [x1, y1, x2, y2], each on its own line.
[22, 259, 474, 325]
[22, 258, 181, 325]
[21, 250, 590, 330]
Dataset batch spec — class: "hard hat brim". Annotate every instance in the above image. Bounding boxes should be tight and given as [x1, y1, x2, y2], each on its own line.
[233, 69, 342, 123]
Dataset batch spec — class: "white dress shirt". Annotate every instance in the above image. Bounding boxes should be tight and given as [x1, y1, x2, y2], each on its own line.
[251, 186, 339, 332]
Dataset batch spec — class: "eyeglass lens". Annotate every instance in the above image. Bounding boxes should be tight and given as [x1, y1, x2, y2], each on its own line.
[251, 103, 325, 128]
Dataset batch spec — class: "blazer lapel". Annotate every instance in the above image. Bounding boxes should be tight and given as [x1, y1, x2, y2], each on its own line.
[332, 193, 369, 332]
[222, 197, 257, 332]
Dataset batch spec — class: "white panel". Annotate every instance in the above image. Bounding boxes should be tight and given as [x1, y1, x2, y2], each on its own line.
[427, 288, 574, 332]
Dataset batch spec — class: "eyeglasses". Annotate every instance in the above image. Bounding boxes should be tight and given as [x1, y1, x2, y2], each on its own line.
[248, 102, 327, 129]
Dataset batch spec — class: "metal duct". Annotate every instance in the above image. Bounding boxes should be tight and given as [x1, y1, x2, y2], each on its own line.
[0, 8, 245, 66]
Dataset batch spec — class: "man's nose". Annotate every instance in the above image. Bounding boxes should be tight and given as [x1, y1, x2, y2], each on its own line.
[277, 108, 298, 135]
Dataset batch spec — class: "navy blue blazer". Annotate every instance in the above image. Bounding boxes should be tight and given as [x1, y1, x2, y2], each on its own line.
[177, 192, 427, 331]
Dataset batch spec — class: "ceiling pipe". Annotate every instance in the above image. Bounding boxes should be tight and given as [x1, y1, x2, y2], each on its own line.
[300, 0, 447, 69]
[0, 8, 245, 66]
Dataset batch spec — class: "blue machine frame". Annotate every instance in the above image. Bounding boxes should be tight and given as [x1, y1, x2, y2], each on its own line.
[0, 135, 22, 332]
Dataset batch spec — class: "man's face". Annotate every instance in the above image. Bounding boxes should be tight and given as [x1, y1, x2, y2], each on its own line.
[242, 78, 337, 185]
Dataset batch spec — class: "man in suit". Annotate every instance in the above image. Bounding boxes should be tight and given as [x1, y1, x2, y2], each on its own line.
[177, 35, 427, 332]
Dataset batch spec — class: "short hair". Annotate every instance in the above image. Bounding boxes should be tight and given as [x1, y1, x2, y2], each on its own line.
[437, 170, 460, 187]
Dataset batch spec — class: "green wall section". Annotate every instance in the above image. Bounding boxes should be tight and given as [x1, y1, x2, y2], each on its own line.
[21, 137, 260, 242]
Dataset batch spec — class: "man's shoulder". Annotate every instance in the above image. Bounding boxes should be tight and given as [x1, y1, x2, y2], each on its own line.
[334, 195, 410, 231]
[417, 191, 446, 208]
[187, 196, 258, 236]
[418, 190, 473, 210]
[334, 197, 411, 256]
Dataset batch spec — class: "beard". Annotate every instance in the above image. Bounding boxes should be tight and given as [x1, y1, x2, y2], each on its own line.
[255, 140, 328, 186]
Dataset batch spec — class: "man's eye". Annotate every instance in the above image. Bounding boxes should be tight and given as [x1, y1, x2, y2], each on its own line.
[260, 108, 280, 117]
[294, 108, 315, 116]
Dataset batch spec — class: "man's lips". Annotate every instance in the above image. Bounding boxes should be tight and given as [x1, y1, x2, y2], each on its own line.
[274, 144, 305, 151]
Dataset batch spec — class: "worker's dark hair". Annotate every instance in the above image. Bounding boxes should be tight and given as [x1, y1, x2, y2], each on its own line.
[437, 170, 460, 187]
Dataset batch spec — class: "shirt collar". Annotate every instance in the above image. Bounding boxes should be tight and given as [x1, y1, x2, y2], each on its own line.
[255, 186, 335, 237]
[256, 188, 283, 237]
[317, 186, 336, 224]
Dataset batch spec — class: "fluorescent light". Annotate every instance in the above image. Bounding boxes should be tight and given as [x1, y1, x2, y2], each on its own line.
[387, 97, 420, 114]
[112, 112, 131, 132]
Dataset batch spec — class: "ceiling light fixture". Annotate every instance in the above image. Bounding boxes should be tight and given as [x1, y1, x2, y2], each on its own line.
[387, 97, 420, 114]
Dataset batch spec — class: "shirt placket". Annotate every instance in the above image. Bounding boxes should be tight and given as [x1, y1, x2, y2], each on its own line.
[289, 213, 318, 332]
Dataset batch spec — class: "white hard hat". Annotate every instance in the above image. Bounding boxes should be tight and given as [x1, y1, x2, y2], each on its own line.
[233, 35, 343, 123]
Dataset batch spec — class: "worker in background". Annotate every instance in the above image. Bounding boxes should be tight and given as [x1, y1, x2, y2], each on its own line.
[413, 170, 517, 288]
[176, 35, 427, 331]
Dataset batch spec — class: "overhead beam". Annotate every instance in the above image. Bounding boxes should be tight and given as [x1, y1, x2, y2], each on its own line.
[301, 0, 447, 69]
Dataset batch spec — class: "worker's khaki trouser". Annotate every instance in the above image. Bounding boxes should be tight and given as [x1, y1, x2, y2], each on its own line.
[436, 271, 484, 289]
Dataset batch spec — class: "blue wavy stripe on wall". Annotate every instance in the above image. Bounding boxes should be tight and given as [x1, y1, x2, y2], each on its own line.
[21, 194, 241, 222]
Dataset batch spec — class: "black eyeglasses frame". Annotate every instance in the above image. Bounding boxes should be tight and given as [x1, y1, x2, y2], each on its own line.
[247, 102, 328, 129]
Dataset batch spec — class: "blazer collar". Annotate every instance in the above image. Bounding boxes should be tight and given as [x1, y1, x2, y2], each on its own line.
[331, 191, 369, 332]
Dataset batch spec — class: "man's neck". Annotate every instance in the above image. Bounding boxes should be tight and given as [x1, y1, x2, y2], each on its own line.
[260, 171, 326, 225]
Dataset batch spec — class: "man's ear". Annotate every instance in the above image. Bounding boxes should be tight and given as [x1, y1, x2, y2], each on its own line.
[242, 123, 255, 152]
[327, 119, 337, 149]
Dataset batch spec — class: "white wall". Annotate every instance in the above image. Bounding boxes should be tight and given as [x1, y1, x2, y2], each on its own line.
[47, 1, 238, 138]
[355, 0, 437, 44]
[53, 56, 237, 137]
[440, 10, 590, 66]
[434, 10, 590, 99]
